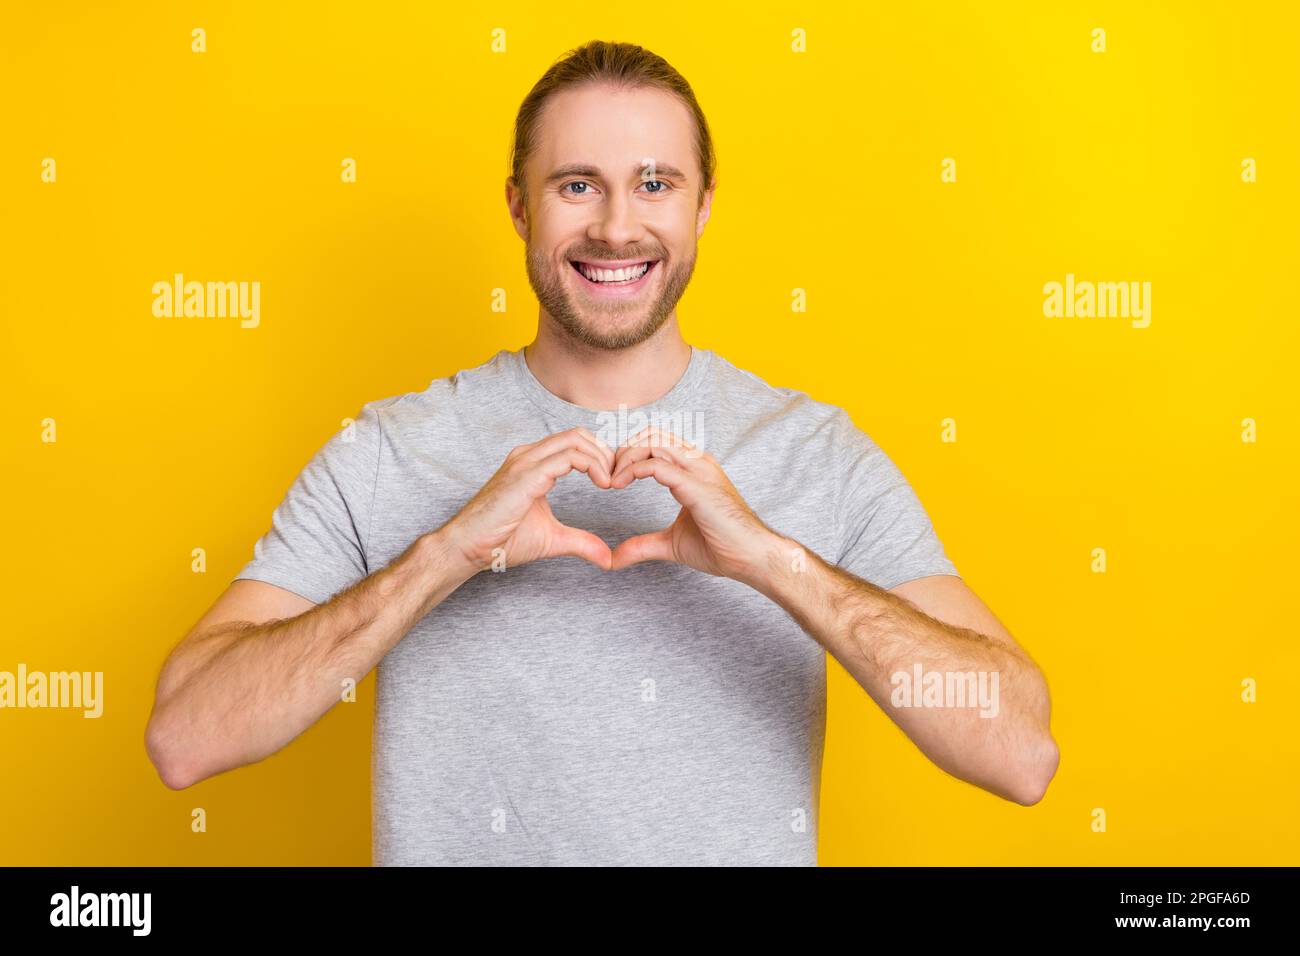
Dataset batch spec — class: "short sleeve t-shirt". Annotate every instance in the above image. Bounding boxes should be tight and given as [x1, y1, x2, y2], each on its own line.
[234, 345, 959, 865]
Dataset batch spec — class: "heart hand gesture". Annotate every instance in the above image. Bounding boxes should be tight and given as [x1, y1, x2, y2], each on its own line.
[607, 427, 781, 586]
[444, 427, 616, 573]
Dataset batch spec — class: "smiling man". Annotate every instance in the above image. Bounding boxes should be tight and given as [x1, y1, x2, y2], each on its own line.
[145, 40, 1059, 865]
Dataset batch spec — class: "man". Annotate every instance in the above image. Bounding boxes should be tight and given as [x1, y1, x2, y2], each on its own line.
[145, 40, 1058, 866]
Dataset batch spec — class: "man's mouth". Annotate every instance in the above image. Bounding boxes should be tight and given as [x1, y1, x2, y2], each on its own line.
[569, 259, 658, 286]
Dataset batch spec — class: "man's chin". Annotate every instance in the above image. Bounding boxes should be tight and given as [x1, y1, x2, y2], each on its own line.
[524, 251, 693, 351]
[551, 305, 670, 351]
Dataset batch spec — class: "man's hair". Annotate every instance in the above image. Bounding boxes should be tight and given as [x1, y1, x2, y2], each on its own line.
[509, 40, 717, 209]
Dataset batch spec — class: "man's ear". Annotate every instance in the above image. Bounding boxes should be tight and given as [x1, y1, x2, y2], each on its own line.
[505, 177, 529, 242]
[696, 177, 716, 238]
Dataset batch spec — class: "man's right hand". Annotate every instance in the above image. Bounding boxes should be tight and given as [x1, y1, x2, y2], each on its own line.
[149, 429, 621, 790]
[442, 427, 616, 574]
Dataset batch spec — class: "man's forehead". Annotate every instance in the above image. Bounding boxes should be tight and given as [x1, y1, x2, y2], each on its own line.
[529, 85, 696, 178]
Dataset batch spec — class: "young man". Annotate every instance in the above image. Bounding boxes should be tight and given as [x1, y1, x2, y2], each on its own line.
[146, 40, 1058, 865]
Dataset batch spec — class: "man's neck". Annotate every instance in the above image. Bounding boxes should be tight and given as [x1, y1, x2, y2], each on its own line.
[523, 315, 693, 411]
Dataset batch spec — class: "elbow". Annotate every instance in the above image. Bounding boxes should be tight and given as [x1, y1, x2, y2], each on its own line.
[145, 709, 202, 791]
[1010, 733, 1060, 807]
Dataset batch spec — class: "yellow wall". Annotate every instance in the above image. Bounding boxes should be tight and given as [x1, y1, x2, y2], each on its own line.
[2, 1, 1295, 865]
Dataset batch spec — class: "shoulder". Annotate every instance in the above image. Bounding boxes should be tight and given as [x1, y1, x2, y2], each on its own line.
[703, 350, 874, 451]
[354, 348, 515, 433]
[302, 351, 515, 477]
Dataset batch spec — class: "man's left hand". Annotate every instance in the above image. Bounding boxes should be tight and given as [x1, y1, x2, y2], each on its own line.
[608, 427, 785, 586]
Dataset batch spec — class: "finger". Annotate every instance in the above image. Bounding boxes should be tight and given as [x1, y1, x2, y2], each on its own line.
[520, 427, 615, 478]
[619, 458, 700, 509]
[609, 442, 655, 486]
[565, 430, 617, 485]
[528, 441, 612, 489]
[625, 426, 701, 458]
[526, 449, 605, 496]
[583, 426, 617, 464]
[567, 426, 616, 473]
[610, 528, 675, 570]
[611, 440, 687, 486]
[548, 523, 614, 571]
[617, 428, 709, 477]
[523, 428, 612, 469]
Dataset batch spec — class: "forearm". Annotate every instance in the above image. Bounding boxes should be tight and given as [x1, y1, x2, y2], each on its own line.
[750, 535, 1057, 805]
[147, 528, 473, 789]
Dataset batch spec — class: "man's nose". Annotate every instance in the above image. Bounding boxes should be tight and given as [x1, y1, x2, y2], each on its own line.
[588, 191, 644, 247]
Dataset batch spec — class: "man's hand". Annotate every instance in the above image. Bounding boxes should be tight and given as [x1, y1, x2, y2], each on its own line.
[608, 427, 781, 584]
[445, 427, 616, 573]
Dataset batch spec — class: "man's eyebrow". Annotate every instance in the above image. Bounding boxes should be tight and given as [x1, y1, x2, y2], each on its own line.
[544, 161, 690, 184]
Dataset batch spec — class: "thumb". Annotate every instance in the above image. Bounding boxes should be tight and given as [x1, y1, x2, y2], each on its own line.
[547, 522, 614, 571]
[610, 528, 675, 571]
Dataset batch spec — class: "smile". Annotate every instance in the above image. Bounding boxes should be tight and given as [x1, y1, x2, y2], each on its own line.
[569, 259, 658, 290]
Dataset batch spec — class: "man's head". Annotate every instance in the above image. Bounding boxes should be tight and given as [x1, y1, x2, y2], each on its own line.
[506, 41, 717, 351]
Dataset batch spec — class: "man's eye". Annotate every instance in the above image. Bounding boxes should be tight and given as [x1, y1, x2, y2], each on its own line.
[562, 181, 591, 195]
[641, 180, 670, 193]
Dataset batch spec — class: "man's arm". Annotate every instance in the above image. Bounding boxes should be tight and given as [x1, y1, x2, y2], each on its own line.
[606, 427, 1060, 806]
[145, 529, 472, 790]
[146, 426, 618, 791]
[753, 554, 1059, 806]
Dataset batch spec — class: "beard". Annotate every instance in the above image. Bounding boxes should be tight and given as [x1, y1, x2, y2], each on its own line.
[524, 240, 697, 351]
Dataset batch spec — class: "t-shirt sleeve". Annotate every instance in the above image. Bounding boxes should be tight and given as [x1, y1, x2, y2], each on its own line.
[831, 409, 959, 590]
[232, 401, 385, 605]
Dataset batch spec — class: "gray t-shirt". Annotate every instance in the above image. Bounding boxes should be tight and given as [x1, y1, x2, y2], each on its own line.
[234, 345, 958, 865]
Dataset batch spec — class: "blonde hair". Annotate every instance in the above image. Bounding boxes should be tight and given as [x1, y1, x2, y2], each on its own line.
[509, 40, 717, 207]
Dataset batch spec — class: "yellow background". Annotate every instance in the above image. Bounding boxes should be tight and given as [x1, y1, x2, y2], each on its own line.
[1, 1, 1296, 865]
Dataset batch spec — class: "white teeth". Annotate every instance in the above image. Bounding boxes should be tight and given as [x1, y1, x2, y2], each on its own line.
[577, 261, 651, 283]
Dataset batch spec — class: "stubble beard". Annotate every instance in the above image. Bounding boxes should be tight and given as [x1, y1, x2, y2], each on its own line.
[524, 239, 698, 352]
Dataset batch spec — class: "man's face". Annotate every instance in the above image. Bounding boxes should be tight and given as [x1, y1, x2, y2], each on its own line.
[509, 83, 713, 351]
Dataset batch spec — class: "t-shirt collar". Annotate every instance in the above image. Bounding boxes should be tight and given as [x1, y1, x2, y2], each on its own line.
[506, 343, 712, 437]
